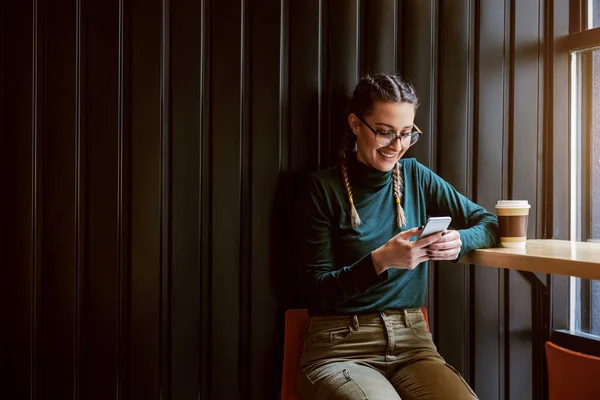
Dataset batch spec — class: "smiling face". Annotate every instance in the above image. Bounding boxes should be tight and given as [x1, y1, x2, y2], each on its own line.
[348, 101, 416, 172]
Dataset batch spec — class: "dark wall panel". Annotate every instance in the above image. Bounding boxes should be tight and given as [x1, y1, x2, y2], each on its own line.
[512, 0, 542, 235]
[365, 0, 397, 74]
[290, 0, 321, 172]
[474, 0, 507, 397]
[211, 0, 243, 397]
[1, 1, 36, 398]
[436, 0, 473, 376]
[402, 0, 436, 168]
[43, 0, 77, 397]
[507, 0, 544, 398]
[130, 0, 161, 397]
[402, 1, 438, 319]
[0, 0, 558, 398]
[508, 271, 534, 398]
[328, 0, 359, 164]
[249, 0, 284, 396]
[85, 1, 121, 398]
[170, 0, 203, 396]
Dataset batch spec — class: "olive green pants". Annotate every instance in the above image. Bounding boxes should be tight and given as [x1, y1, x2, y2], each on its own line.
[298, 308, 478, 400]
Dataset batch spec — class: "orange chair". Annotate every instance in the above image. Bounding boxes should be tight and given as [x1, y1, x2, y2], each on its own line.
[546, 341, 600, 399]
[281, 307, 429, 400]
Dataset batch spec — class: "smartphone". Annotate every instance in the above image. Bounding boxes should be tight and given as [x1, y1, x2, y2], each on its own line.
[418, 216, 452, 239]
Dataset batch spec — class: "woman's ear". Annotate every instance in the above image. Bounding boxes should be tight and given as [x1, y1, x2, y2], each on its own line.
[348, 114, 359, 136]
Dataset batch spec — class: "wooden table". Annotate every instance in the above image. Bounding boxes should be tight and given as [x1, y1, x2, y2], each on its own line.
[461, 239, 600, 280]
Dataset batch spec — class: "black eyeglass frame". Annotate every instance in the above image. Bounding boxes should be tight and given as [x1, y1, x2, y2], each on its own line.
[355, 115, 422, 148]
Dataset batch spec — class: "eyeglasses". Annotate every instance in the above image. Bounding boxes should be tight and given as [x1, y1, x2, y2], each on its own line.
[356, 115, 422, 148]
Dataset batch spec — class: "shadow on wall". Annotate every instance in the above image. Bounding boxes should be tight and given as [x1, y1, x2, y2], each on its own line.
[273, 87, 353, 313]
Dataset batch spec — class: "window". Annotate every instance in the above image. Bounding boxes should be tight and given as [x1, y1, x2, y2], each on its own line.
[589, 0, 600, 29]
[570, 44, 600, 337]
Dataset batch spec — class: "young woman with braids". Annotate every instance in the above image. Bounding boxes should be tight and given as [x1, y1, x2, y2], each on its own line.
[294, 74, 498, 399]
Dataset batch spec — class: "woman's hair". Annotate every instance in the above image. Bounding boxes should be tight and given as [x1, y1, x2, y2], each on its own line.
[341, 73, 419, 229]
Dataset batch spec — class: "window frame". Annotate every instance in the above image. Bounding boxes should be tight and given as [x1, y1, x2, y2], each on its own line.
[551, 0, 600, 350]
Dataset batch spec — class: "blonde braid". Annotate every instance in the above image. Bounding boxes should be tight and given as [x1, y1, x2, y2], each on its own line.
[340, 150, 361, 228]
[392, 162, 407, 228]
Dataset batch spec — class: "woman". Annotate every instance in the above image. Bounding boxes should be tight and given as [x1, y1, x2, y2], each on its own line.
[295, 74, 498, 399]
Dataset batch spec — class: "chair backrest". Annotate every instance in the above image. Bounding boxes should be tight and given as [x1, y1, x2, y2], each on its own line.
[281, 307, 429, 400]
[281, 309, 309, 400]
[546, 341, 600, 400]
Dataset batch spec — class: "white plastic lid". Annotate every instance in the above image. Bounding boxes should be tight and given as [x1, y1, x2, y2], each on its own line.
[495, 200, 530, 208]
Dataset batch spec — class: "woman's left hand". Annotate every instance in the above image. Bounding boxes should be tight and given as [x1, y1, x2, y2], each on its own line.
[426, 230, 462, 261]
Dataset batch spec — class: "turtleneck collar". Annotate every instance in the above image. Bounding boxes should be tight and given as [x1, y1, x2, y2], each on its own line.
[348, 152, 394, 187]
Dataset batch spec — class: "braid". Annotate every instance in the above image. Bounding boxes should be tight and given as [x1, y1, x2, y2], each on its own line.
[340, 149, 361, 228]
[392, 162, 407, 228]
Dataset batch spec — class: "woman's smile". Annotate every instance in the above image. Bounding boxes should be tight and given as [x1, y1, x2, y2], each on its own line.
[377, 149, 399, 160]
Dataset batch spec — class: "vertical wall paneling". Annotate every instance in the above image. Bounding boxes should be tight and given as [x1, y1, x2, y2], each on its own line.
[43, 0, 78, 397]
[474, 0, 506, 397]
[198, 1, 214, 398]
[210, 0, 243, 397]
[508, 271, 534, 397]
[159, 0, 172, 397]
[395, 0, 403, 77]
[532, 278, 551, 399]
[279, 0, 295, 312]
[289, 0, 320, 174]
[502, 0, 514, 394]
[537, 0, 548, 239]
[402, 1, 436, 168]
[239, 0, 252, 396]
[198, 0, 212, 398]
[541, 0, 554, 240]
[436, 0, 472, 376]
[402, 1, 438, 321]
[365, 0, 397, 74]
[507, 0, 542, 397]
[328, 0, 358, 164]
[249, 0, 285, 397]
[318, 0, 328, 167]
[551, 0, 570, 240]
[0, 0, 562, 398]
[74, 0, 88, 395]
[32, 0, 44, 397]
[512, 0, 541, 236]
[117, 0, 131, 397]
[86, 1, 120, 398]
[130, 0, 161, 396]
[1, 1, 35, 398]
[548, 0, 571, 397]
[0, 1, 4, 389]
[534, 0, 551, 397]
[550, 0, 571, 334]
[170, 0, 202, 396]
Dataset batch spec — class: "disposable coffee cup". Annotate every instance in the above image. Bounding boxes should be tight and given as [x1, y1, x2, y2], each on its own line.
[495, 200, 530, 248]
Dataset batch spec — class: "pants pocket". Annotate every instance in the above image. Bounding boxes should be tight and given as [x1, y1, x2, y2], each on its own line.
[408, 319, 433, 341]
[306, 368, 368, 399]
[304, 325, 353, 351]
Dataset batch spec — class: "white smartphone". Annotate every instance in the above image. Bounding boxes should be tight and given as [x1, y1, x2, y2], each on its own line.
[418, 216, 452, 239]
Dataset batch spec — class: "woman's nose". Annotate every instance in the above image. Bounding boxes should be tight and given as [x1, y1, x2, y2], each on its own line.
[388, 136, 404, 152]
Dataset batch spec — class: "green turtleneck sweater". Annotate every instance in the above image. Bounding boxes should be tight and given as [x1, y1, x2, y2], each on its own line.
[295, 155, 499, 315]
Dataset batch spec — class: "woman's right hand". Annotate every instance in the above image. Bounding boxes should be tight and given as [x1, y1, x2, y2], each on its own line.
[371, 227, 445, 275]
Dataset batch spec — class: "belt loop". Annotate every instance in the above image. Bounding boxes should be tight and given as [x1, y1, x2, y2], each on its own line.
[403, 309, 410, 328]
[379, 311, 387, 325]
[352, 315, 359, 331]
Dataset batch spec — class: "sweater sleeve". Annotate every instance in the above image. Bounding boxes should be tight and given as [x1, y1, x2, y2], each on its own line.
[415, 161, 500, 260]
[294, 175, 387, 313]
